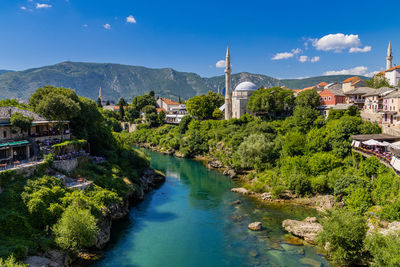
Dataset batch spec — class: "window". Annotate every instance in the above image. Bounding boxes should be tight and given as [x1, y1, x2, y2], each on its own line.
[328, 96, 331, 101]
[324, 97, 327, 101]
[3, 131, 6, 138]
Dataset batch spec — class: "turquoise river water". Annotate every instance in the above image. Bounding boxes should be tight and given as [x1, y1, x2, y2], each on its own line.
[93, 149, 330, 267]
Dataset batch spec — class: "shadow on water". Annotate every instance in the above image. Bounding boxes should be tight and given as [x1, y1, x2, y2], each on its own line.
[93, 148, 330, 267]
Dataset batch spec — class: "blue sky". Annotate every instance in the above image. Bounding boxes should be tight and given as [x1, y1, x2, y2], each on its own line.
[0, 0, 400, 79]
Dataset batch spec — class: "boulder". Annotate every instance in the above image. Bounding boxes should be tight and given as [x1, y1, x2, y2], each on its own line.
[223, 169, 237, 178]
[282, 217, 322, 243]
[259, 192, 272, 201]
[207, 159, 223, 169]
[231, 187, 250, 195]
[231, 200, 241, 205]
[248, 221, 263, 231]
[315, 195, 335, 211]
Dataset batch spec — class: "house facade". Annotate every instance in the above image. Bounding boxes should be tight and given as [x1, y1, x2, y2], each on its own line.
[382, 90, 400, 125]
[344, 87, 377, 109]
[342, 76, 366, 93]
[318, 87, 347, 118]
[156, 97, 188, 124]
[156, 98, 181, 111]
[0, 107, 70, 164]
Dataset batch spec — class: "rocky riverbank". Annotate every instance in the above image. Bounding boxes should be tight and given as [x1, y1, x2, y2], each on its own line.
[24, 168, 165, 267]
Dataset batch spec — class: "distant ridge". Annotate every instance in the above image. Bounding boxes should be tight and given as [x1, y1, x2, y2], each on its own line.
[0, 70, 13, 75]
[0, 61, 367, 101]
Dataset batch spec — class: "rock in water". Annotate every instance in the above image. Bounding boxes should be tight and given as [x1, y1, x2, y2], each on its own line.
[282, 217, 322, 243]
[231, 200, 241, 205]
[231, 188, 250, 195]
[248, 221, 263, 231]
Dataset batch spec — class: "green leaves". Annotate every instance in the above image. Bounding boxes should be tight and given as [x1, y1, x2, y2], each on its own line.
[10, 112, 33, 133]
[186, 91, 224, 120]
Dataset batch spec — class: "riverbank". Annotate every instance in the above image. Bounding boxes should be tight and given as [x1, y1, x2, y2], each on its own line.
[23, 167, 166, 267]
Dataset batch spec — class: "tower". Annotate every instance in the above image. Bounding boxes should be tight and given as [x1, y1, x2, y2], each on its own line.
[98, 87, 103, 103]
[387, 41, 393, 70]
[224, 46, 232, 120]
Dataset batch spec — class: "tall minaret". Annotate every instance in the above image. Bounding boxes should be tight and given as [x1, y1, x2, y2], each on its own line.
[387, 41, 393, 70]
[224, 46, 232, 120]
[98, 87, 103, 103]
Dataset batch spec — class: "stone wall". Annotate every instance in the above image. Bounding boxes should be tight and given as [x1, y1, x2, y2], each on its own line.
[382, 124, 400, 136]
[52, 158, 78, 173]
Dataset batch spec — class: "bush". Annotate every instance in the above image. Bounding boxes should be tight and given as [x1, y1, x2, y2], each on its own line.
[345, 187, 372, 214]
[365, 232, 400, 266]
[287, 173, 311, 197]
[53, 205, 99, 251]
[317, 209, 367, 265]
[380, 200, 400, 221]
[0, 255, 26, 267]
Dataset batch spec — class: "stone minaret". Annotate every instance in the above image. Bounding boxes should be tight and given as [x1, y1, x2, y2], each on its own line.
[387, 41, 393, 70]
[224, 46, 232, 120]
[98, 87, 103, 103]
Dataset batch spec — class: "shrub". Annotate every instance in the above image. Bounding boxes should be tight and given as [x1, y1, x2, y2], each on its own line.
[53, 205, 99, 251]
[317, 209, 367, 265]
[0, 255, 26, 267]
[345, 187, 372, 214]
[380, 200, 400, 221]
[287, 173, 311, 197]
[365, 232, 400, 266]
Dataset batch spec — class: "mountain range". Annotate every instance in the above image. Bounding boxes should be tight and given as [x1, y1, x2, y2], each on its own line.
[0, 61, 368, 101]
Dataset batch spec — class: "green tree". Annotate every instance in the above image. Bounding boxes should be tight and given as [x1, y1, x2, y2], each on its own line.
[366, 232, 400, 266]
[0, 255, 26, 267]
[317, 209, 367, 265]
[157, 110, 166, 125]
[10, 113, 33, 133]
[235, 133, 275, 170]
[53, 205, 99, 251]
[296, 89, 321, 109]
[366, 73, 391, 88]
[212, 108, 223, 119]
[124, 106, 140, 123]
[132, 94, 156, 111]
[186, 92, 224, 120]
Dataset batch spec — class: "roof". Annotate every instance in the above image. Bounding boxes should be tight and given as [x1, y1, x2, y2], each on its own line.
[344, 87, 376, 95]
[327, 87, 345, 96]
[0, 107, 47, 122]
[380, 65, 400, 74]
[343, 76, 362, 84]
[352, 134, 400, 142]
[302, 86, 316, 91]
[159, 98, 180, 106]
[234, 81, 258, 91]
[364, 87, 394, 97]
[156, 108, 166, 113]
[331, 103, 354, 110]
[383, 90, 400, 99]
[292, 89, 301, 93]
[318, 82, 328, 87]
[0, 140, 29, 148]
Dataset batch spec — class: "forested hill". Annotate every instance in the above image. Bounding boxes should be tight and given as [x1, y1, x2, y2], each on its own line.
[0, 61, 365, 101]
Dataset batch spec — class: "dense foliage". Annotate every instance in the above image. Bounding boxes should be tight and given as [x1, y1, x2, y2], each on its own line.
[186, 91, 224, 120]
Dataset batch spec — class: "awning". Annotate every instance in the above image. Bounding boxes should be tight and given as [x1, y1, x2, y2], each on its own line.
[363, 139, 381, 146]
[0, 140, 29, 148]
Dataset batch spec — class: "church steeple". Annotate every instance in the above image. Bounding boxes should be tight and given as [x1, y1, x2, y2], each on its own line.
[224, 45, 232, 120]
[98, 87, 103, 103]
[387, 41, 393, 70]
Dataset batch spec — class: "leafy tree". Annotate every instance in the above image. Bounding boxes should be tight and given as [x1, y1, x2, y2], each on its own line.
[0, 99, 28, 109]
[53, 205, 99, 251]
[124, 106, 140, 123]
[317, 209, 367, 265]
[366, 232, 400, 266]
[292, 106, 321, 132]
[119, 102, 125, 121]
[186, 92, 224, 120]
[10, 113, 33, 133]
[157, 111, 166, 125]
[177, 115, 192, 134]
[0, 255, 26, 267]
[105, 100, 110, 106]
[345, 187, 372, 214]
[235, 133, 275, 170]
[296, 89, 321, 109]
[247, 87, 295, 119]
[132, 94, 156, 111]
[212, 108, 223, 119]
[366, 73, 391, 88]
[149, 90, 155, 98]
[280, 131, 306, 157]
[35, 92, 81, 121]
[117, 97, 127, 107]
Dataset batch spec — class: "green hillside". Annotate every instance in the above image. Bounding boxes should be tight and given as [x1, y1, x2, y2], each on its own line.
[0, 61, 368, 101]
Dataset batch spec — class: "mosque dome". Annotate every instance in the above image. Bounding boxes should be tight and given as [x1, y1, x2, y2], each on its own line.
[234, 81, 258, 91]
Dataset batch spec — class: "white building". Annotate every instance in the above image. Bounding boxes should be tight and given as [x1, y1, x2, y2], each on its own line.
[231, 82, 257, 118]
[382, 41, 400, 87]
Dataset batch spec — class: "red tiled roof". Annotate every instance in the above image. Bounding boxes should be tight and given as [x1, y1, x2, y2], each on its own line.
[318, 82, 328, 87]
[302, 86, 316, 91]
[380, 65, 400, 74]
[156, 108, 166, 113]
[343, 76, 361, 84]
[292, 89, 301, 92]
[160, 97, 180, 105]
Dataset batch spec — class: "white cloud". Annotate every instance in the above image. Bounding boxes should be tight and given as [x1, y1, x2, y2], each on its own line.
[349, 46, 372, 53]
[299, 56, 308, 63]
[36, 3, 52, 8]
[292, 48, 302, 55]
[272, 52, 294, 60]
[103, 24, 111, 30]
[216, 60, 226, 68]
[82, 24, 88, 28]
[313, 33, 361, 52]
[323, 66, 370, 76]
[310, 56, 320, 62]
[126, 15, 136, 24]
[20, 6, 27, 10]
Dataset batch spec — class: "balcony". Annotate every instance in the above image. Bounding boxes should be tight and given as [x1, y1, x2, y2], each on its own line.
[29, 131, 71, 141]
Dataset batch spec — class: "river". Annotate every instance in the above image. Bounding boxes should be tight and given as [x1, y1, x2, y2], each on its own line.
[93, 149, 330, 267]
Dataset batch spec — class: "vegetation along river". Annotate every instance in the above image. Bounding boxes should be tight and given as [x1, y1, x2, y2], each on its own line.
[93, 149, 330, 267]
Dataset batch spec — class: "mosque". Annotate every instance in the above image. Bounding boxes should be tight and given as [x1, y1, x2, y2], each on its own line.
[223, 46, 258, 120]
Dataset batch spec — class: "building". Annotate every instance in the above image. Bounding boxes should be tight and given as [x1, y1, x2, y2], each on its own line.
[223, 46, 257, 119]
[318, 87, 348, 118]
[382, 90, 400, 125]
[376, 42, 400, 87]
[344, 87, 377, 109]
[156, 97, 181, 111]
[342, 76, 366, 93]
[363, 87, 394, 113]
[0, 107, 70, 163]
